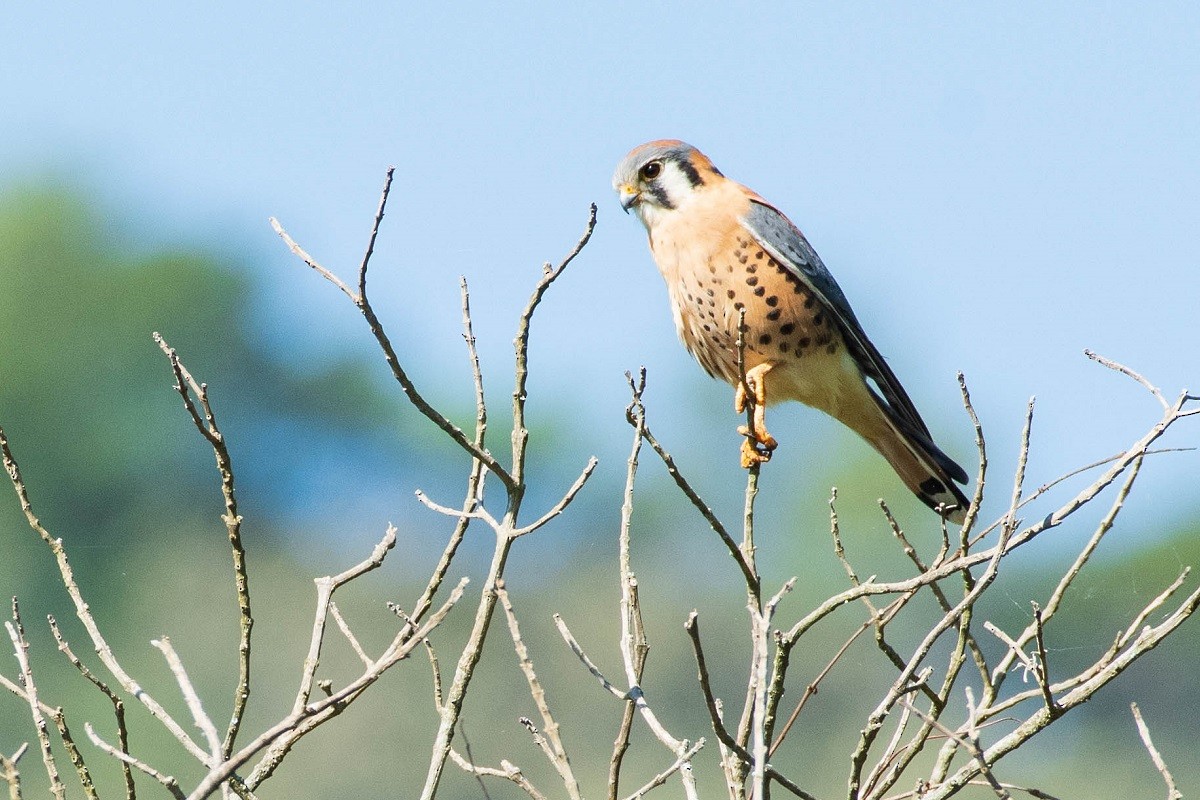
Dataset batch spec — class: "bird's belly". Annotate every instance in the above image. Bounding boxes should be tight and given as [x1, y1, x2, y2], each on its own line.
[665, 235, 852, 416]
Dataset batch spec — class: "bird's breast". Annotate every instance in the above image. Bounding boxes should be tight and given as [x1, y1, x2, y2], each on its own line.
[650, 217, 851, 415]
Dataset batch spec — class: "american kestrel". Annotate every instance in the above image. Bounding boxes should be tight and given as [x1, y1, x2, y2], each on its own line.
[613, 140, 970, 523]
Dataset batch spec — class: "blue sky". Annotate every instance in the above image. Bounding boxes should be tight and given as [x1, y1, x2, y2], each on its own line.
[3, 2, 1198, 530]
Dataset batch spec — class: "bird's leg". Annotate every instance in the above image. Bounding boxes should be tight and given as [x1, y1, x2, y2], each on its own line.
[735, 363, 778, 468]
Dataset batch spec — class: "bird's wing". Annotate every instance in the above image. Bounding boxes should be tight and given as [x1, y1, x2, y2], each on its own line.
[740, 199, 966, 483]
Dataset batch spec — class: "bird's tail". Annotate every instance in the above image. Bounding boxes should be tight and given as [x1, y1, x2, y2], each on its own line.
[851, 396, 971, 524]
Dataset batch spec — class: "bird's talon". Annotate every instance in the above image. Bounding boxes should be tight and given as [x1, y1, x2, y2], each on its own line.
[738, 425, 777, 468]
[740, 438, 773, 468]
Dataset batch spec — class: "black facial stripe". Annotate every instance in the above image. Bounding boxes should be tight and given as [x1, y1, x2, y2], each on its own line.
[648, 185, 675, 209]
[675, 157, 705, 188]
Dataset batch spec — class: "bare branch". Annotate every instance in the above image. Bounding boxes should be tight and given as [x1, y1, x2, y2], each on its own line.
[554, 614, 625, 700]
[685, 612, 745, 761]
[510, 204, 598, 486]
[983, 621, 1038, 681]
[415, 205, 598, 800]
[0, 663, 97, 800]
[497, 585, 581, 800]
[1085, 349, 1168, 409]
[460, 275, 489, 448]
[448, 750, 548, 800]
[0, 743, 26, 800]
[270, 179, 517, 490]
[1029, 604, 1059, 718]
[424, 640, 444, 710]
[513, 457, 599, 537]
[86, 722, 186, 800]
[292, 525, 397, 714]
[414, 490, 499, 528]
[637, 418, 759, 595]
[619, 739, 705, 800]
[328, 603, 372, 668]
[205, 576, 469, 799]
[152, 637, 222, 765]
[457, 721, 494, 800]
[0, 422, 212, 765]
[923, 580, 1200, 799]
[898, 699, 1012, 800]
[269, 217, 357, 301]
[153, 334, 255, 759]
[5, 606, 64, 800]
[1131, 703, 1182, 800]
[356, 166, 394, 301]
[770, 612, 877, 757]
[956, 372, 987, 536]
[48, 614, 132, 797]
[610, 371, 650, 800]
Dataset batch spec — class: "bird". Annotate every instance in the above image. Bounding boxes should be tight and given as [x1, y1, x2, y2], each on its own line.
[612, 140, 970, 523]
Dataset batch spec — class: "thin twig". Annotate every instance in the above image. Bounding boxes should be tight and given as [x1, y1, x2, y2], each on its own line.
[152, 637, 222, 766]
[988, 455, 1146, 696]
[0, 743, 26, 800]
[5, 607, 64, 800]
[202, 577, 469, 799]
[614, 371, 652, 800]
[356, 166, 393, 302]
[0, 424, 213, 765]
[1130, 703, 1182, 800]
[0, 667, 98, 799]
[554, 615, 624, 699]
[416, 206, 597, 800]
[1029, 604, 1058, 718]
[510, 204, 597, 487]
[414, 490, 498, 528]
[923, 580, 1200, 800]
[270, 219, 357, 301]
[458, 720, 494, 800]
[957, 372, 987, 536]
[497, 585, 581, 799]
[270, 186, 516, 489]
[328, 603, 372, 667]
[637, 422, 759, 594]
[424, 640, 444, 709]
[512, 457, 599, 536]
[153, 337, 257, 760]
[620, 739, 705, 800]
[770, 612, 878, 757]
[686, 612, 747, 761]
[86, 723, 186, 800]
[1085, 350, 1168, 409]
[293, 525, 397, 714]
[897, 699, 1012, 799]
[48, 615, 132, 796]
[448, 750, 548, 800]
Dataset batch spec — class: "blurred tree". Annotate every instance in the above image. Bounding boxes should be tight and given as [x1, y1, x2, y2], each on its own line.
[0, 184, 406, 602]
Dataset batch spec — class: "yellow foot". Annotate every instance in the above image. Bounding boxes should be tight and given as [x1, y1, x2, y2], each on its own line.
[738, 427, 777, 467]
[735, 363, 777, 469]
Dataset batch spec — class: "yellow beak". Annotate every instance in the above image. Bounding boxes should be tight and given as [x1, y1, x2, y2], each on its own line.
[618, 184, 640, 213]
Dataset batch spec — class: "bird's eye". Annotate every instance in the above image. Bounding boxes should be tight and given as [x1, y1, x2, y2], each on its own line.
[639, 161, 662, 181]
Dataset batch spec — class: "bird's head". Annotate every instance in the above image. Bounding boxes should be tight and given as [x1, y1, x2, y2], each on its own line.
[612, 140, 723, 228]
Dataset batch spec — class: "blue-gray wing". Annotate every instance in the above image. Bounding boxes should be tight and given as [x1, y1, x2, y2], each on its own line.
[741, 200, 966, 483]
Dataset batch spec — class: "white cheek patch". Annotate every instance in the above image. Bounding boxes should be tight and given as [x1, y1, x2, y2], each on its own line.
[656, 162, 700, 209]
[635, 162, 700, 230]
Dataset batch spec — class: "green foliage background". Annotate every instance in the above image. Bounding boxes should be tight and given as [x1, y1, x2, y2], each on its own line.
[0, 186, 1196, 798]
